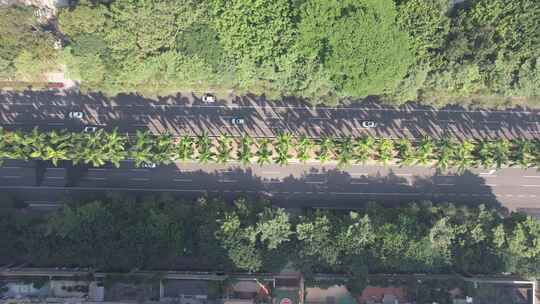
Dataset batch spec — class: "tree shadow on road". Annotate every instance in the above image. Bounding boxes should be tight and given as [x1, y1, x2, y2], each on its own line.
[57, 163, 506, 214]
[0, 90, 537, 140]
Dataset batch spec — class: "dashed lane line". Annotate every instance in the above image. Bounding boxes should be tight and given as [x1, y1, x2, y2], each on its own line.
[0, 185, 500, 199]
[173, 178, 193, 182]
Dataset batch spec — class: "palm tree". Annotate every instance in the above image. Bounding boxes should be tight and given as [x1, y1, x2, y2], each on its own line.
[44, 130, 71, 166]
[436, 138, 457, 171]
[377, 138, 394, 166]
[103, 129, 128, 168]
[336, 137, 354, 168]
[8, 130, 30, 160]
[476, 141, 494, 168]
[196, 132, 213, 164]
[153, 132, 175, 164]
[274, 132, 292, 166]
[353, 136, 374, 164]
[512, 139, 534, 169]
[175, 135, 194, 162]
[237, 135, 253, 166]
[454, 139, 475, 173]
[131, 130, 155, 167]
[317, 136, 334, 164]
[395, 138, 416, 167]
[491, 139, 510, 169]
[416, 136, 434, 166]
[27, 128, 48, 159]
[256, 138, 272, 166]
[216, 135, 232, 164]
[296, 136, 314, 163]
[0, 129, 12, 163]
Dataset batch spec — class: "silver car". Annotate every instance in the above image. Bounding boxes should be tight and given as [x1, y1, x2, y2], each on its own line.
[83, 126, 97, 132]
[68, 111, 84, 119]
[360, 120, 376, 128]
[202, 93, 216, 103]
[140, 162, 157, 168]
[231, 117, 245, 125]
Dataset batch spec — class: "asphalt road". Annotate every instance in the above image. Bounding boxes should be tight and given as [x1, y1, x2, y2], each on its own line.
[1, 91, 540, 140]
[1, 159, 539, 217]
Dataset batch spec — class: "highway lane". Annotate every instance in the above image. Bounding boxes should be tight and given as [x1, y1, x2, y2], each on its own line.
[1, 91, 539, 139]
[0, 159, 539, 215]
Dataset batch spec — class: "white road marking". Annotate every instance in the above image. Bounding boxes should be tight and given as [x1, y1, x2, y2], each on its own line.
[88, 168, 106, 172]
[436, 183, 455, 186]
[521, 185, 540, 188]
[84, 177, 106, 181]
[486, 184, 497, 187]
[219, 179, 237, 183]
[1, 166, 21, 169]
[395, 173, 412, 177]
[1, 175, 21, 179]
[131, 177, 150, 181]
[524, 176, 540, 178]
[46, 176, 64, 179]
[306, 181, 325, 184]
[47, 122, 65, 126]
[130, 169, 149, 172]
[350, 173, 369, 177]
[350, 181, 368, 185]
[173, 178, 193, 182]
[263, 180, 282, 183]
[480, 169, 496, 175]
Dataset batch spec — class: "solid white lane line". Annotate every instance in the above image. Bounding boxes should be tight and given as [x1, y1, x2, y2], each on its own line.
[48, 168, 64, 170]
[521, 185, 540, 188]
[46, 176, 64, 179]
[523, 176, 540, 178]
[486, 184, 497, 187]
[306, 181, 325, 184]
[436, 183, 455, 186]
[350, 181, 369, 185]
[1, 175, 21, 179]
[88, 168, 106, 172]
[1, 166, 21, 169]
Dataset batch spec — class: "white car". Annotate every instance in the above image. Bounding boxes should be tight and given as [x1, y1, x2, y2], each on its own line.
[140, 162, 157, 168]
[68, 111, 84, 119]
[231, 117, 245, 125]
[202, 94, 216, 103]
[360, 120, 377, 128]
[83, 126, 97, 132]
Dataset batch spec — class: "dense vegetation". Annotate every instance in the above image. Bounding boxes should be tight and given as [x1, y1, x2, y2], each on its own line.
[0, 128, 539, 171]
[1, 194, 539, 283]
[0, 5, 58, 83]
[2, 0, 539, 106]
